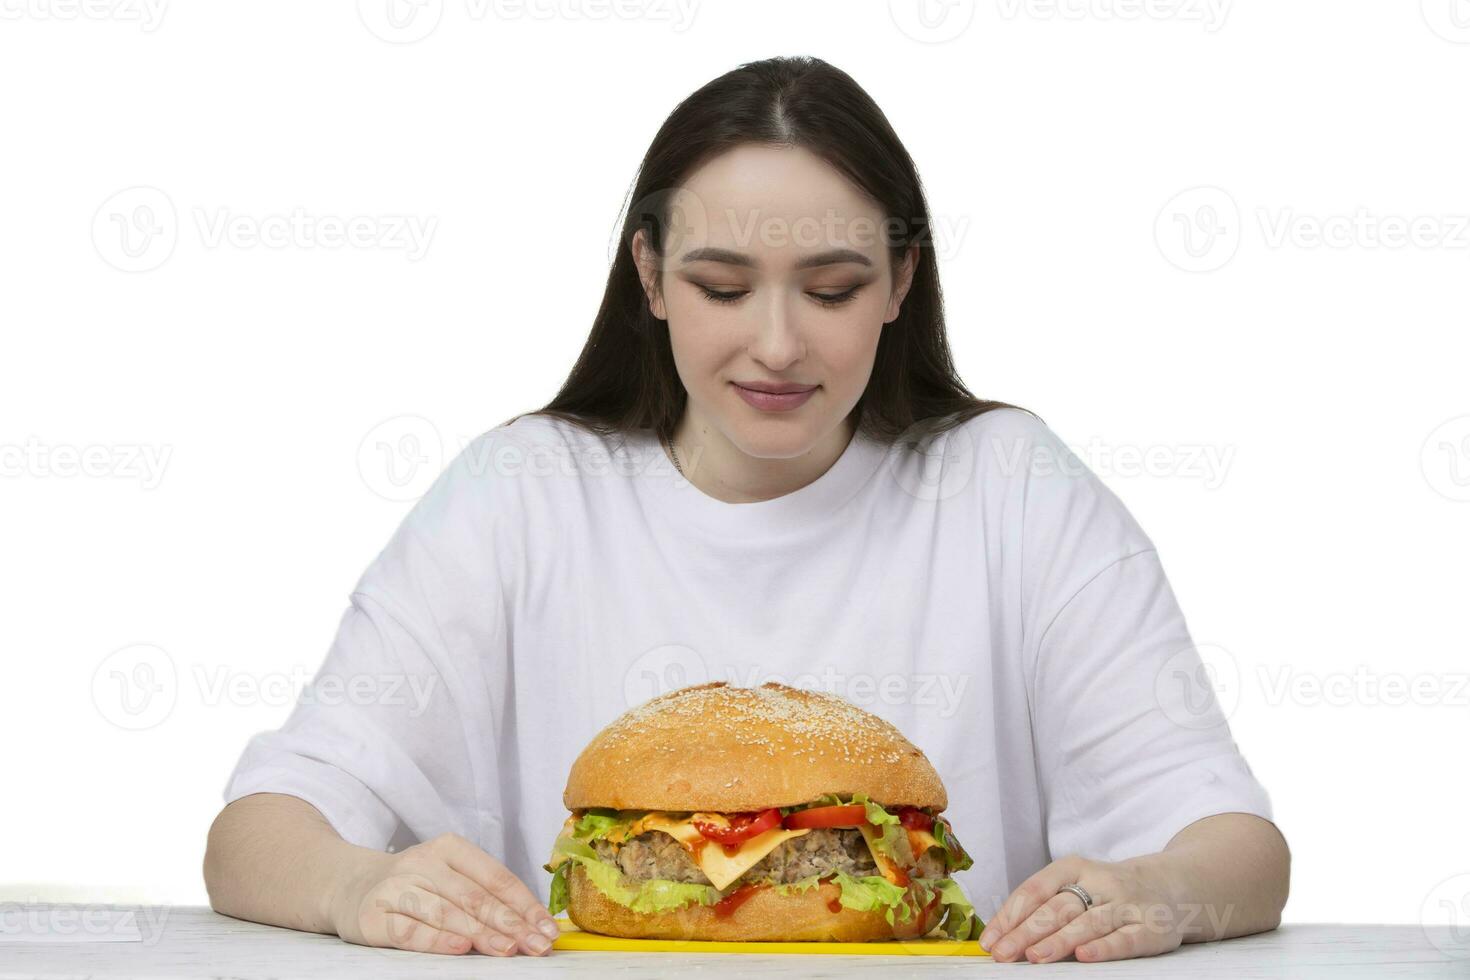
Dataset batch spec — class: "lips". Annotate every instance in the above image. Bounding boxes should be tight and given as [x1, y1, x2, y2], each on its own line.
[734, 381, 818, 395]
[731, 381, 818, 412]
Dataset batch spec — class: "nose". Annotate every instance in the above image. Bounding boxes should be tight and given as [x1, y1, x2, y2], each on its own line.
[746, 292, 805, 372]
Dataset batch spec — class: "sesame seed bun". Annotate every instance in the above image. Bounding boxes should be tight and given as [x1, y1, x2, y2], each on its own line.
[563, 681, 948, 811]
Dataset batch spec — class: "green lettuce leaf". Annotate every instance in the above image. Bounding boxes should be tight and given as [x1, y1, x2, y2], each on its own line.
[931, 816, 974, 873]
[572, 808, 634, 842]
[546, 834, 719, 915]
[547, 861, 570, 915]
[929, 877, 985, 941]
[829, 869, 913, 927]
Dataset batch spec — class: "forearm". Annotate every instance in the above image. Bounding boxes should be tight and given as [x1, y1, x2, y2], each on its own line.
[203, 792, 387, 936]
[1132, 812, 1290, 943]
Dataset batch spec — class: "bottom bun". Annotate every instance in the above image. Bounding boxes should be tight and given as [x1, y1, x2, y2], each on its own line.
[565, 864, 946, 942]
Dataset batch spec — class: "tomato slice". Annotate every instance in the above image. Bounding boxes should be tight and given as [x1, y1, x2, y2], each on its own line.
[781, 804, 868, 830]
[712, 881, 765, 917]
[693, 808, 782, 846]
[896, 806, 935, 832]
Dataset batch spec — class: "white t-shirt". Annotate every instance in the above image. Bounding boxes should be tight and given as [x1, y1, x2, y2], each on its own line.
[221, 407, 1273, 917]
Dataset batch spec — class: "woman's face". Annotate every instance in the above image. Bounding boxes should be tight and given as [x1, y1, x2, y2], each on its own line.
[634, 144, 917, 461]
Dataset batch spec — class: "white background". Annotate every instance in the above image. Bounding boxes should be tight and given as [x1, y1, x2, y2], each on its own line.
[1, 0, 1466, 930]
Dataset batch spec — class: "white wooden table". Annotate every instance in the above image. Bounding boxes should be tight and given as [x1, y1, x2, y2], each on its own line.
[3, 905, 1467, 978]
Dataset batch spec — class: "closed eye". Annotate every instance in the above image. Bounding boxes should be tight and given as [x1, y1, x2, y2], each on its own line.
[695, 285, 863, 308]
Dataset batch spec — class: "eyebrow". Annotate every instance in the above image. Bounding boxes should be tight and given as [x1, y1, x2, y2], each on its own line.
[678, 246, 873, 270]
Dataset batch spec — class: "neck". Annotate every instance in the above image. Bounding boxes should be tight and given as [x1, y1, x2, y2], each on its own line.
[668, 408, 857, 504]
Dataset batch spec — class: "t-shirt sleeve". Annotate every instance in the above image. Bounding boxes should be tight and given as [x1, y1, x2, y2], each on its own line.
[1010, 415, 1273, 862]
[220, 431, 514, 852]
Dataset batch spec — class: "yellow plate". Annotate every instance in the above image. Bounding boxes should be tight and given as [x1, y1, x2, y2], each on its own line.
[549, 918, 988, 956]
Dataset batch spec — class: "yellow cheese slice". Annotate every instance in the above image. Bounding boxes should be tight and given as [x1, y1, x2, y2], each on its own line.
[857, 820, 917, 885]
[908, 827, 941, 856]
[621, 812, 813, 891]
[692, 825, 812, 890]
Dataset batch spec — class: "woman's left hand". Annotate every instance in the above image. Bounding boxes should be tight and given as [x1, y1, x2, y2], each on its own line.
[978, 854, 1183, 964]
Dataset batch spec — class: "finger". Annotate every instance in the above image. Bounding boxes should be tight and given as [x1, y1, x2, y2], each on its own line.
[1028, 903, 1123, 963]
[444, 837, 560, 938]
[986, 893, 1087, 962]
[1077, 922, 1173, 963]
[379, 884, 519, 956]
[436, 867, 549, 956]
[978, 856, 1084, 950]
[379, 912, 475, 955]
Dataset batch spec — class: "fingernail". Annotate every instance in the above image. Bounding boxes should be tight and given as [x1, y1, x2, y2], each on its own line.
[489, 934, 516, 953]
[978, 929, 995, 950]
[525, 933, 551, 954]
[993, 940, 1015, 960]
[539, 919, 560, 939]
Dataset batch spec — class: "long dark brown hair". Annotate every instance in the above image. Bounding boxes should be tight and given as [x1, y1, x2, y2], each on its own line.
[508, 55, 1030, 447]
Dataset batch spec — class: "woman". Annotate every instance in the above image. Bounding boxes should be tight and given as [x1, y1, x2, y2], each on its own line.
[203, 55, 1288, 963]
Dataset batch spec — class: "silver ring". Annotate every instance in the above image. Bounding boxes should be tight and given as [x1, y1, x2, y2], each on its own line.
[1057, 883, 1094, 911]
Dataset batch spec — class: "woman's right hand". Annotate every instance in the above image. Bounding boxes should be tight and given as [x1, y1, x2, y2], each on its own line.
[330, 832, 561, 956]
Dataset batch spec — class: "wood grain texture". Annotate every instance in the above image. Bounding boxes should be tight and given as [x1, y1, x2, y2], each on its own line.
[3, 905, 1468, 978]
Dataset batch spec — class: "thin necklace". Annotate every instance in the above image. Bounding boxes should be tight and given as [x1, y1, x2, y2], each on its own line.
[663, 431, 684, 477]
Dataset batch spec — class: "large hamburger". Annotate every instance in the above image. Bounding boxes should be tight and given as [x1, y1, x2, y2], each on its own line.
[544, 681, 984, 942]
